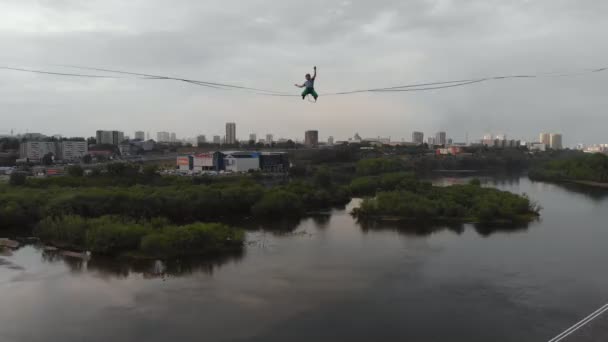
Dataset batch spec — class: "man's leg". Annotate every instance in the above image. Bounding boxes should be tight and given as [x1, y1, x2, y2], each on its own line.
[301, 88, 311, 100]
[311, 88, 319, 101]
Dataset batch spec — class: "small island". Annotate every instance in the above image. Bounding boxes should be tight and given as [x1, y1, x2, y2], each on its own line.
[352, 179, 540, 224]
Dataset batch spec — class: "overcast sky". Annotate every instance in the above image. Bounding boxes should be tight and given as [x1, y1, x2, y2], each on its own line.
[1, 0, 607, 145]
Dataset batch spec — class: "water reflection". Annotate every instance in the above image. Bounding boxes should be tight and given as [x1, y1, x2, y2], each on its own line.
[529, 179, 608, 201]
[38, 245, 244, 278]
[356, 219, 532, 237]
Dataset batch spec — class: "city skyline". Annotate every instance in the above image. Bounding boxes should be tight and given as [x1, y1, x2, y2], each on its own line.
[1, 126, 584, 148]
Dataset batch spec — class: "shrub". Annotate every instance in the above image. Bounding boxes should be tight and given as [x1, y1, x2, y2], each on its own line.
[252, 190, 304, 217]
[9, 172, 27, 186]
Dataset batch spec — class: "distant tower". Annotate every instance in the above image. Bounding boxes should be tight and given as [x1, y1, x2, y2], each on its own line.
[539, 133, 551, 146]
[435, 131, 447, 146]
[412, 131, 424, 144]
[304, 130, 319, 147]
[225, 122, 237, 145]
[549, 133, 563, 150]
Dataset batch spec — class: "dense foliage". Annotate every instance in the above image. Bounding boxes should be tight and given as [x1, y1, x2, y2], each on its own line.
[353, 179, 540, 223]
[529, 153, 608, 183]
[349, 172, 417, 196]
[35, 215, 244, 257]
[0, 172, 350, 231]
[356, 158, 406, 176]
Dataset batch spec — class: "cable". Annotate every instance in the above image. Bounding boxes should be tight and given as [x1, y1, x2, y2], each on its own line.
[2, 64, 606, 96]
[57, 65, 290, 94]
[0, 66, 124, 78]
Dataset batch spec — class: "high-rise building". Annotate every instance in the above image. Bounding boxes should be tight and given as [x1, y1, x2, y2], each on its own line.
[427, 137, 436, 145]
[19, 141, 58, 161]
[249, 133, 257, 142]
[135, 131, 145, 140]
[59, 141, 88, 161]
[412, 131, 424, 144]
[550, 134, 563, 150]
[266, 134, 273, 145]
[495, 134, 507, 141]
[96, 130, 124, 145]
[540, 133, 551, 146]
[435, 131, 447, 146]
[157, 132, 171, 142]
[146, 132, 150, 140]
[226, 122, 237, 145]
[447, 138, 453, 145]
[213, 135, 221, 144]
[170, 132, 177, 143]
[328, 136, 334, 145]
[197, 135, 207, 145]
[304, 130, 319, 147]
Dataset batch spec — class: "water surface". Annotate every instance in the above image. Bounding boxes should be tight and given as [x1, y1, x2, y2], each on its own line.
[1, 176, 608, 342]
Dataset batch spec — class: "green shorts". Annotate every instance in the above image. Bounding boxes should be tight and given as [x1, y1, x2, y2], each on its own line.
[302, 87, 318, 99]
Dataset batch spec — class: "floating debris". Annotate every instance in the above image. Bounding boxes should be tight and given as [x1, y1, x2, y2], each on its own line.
[60, 250, 91, 260]
[0, 238, 19, 249]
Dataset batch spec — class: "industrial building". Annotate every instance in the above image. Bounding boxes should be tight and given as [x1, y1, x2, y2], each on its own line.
[177, 151, 289, 173]
[224, 152, 260, 173]
[260, 152, 289, 172]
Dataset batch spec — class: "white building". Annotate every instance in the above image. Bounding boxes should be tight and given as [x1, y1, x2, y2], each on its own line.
[249, 133, 257, 142]
[224, 152, 260, 172]
[213, 135, 221, 144]
[19, 141, 57, 161]
[539, 133, 551, 147]
[157, 131, 171, 142]
[193, 152, 215, 171]
[327, 136, 334, 145]
[266, 134, 273, 145]
[59, 141, 88, 161]
[528, 142, 547, 152]
[550, 134, 563, 150]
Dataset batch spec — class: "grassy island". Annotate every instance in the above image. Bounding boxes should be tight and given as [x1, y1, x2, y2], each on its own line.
[352, 179, 540, 224]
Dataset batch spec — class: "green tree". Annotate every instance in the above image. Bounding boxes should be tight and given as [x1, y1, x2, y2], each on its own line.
[67, 165, 84, 177]
[41, 153, 54, 166]
[9, 172, 27, 186]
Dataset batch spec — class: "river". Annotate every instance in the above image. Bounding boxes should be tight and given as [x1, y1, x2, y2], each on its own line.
[1, 176, 608, 342]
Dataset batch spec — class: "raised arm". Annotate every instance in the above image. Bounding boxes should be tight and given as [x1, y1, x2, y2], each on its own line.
[312, 66, 317, 80]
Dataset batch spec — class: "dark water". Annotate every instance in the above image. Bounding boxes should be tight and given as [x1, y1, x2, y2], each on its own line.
[2, 176, 608, 342]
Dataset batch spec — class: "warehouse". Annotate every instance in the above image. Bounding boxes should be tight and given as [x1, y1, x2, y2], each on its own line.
[224, 152, 260, 173]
